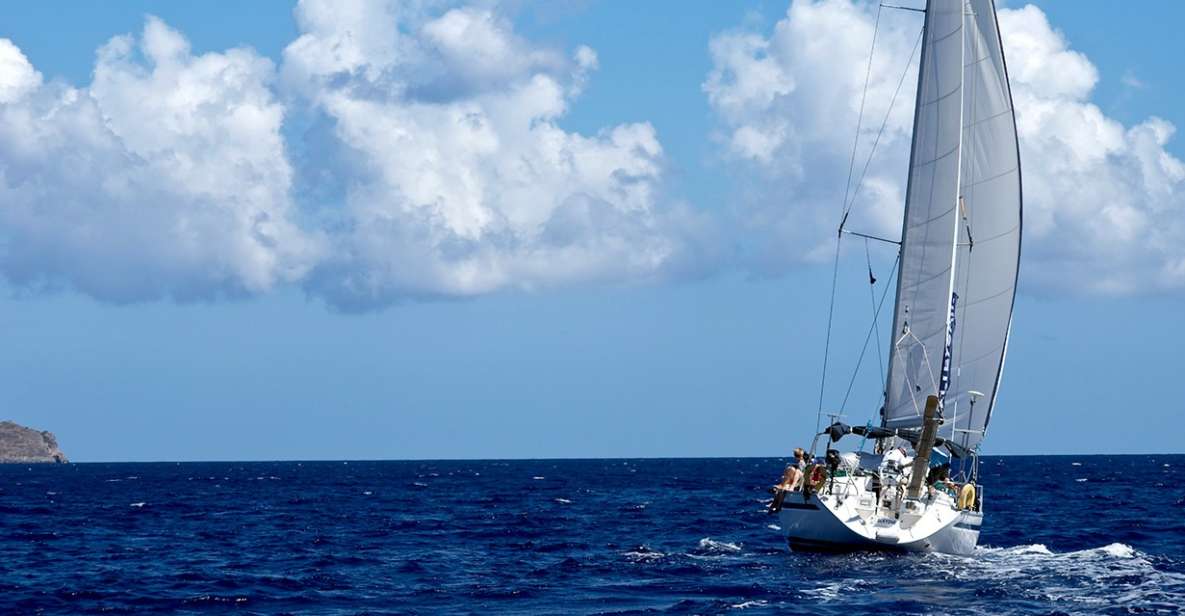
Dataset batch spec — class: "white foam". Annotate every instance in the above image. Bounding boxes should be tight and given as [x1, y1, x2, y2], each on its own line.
[951, 541, 1184, 611]
[767, 524, 781, 531]
[1097, 543, 1135, 558]
[554, 498, 572, 504]
[697, 537, 742, 553]
[623, 549, 664, 562]
[532, 476, 545, 480]
[801, 582, 847, 601]
[1071, 462, 1082, 466]
[1075, 478, 1088, 482]
[362, 490, 373, 496]
[130, 502, 146, 508]
[730, 600, 768, 609]
[978, 543, 1053, 556]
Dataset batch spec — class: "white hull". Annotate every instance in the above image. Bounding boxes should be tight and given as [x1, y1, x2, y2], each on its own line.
[777, 475, 982, 555]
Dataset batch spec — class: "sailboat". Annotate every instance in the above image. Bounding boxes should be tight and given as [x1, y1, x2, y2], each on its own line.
[774, 0, 1021, 555]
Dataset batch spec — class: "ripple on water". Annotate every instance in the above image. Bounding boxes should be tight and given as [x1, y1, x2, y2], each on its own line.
[0, 457, 1182, 615]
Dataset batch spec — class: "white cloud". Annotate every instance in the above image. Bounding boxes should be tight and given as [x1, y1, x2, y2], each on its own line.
[706, 0, 1185, 294]
[0, 40, 42, 103]
[285, 0, 707, 308]
[0, 3, 707, 308]
[1121, 70, 1145, 91]
[0, 18, 321, 302]
[704, 0, 922, 269]
[6, 1, 1179, 309]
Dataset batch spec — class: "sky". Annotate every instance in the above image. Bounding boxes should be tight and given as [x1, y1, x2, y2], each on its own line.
[1, 0, 1183, 461]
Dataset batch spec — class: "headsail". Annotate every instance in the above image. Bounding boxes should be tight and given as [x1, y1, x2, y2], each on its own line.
[882, 0, 1020, 448]
[882, 0, 966, 430]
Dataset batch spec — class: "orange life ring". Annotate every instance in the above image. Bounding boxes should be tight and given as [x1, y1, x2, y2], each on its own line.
[806, 464, 828, 490]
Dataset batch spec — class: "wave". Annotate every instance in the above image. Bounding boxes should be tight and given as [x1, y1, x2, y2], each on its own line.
[974, 541, 1134, 559]
[931, 542, 1185, 612]
[694, 538, 742, 555]
[623, 546, 665, 562]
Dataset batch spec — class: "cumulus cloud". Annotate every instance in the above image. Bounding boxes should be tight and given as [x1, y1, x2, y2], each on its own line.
[0, 3, 707, 309]
[706, 0, 1185, 294]
[0, 39, 42, 103]
[5, 1, 1180, 309]
[0, 18, 321, 302]
[704, 0, 921, 269]
[284, 0, 706, 308]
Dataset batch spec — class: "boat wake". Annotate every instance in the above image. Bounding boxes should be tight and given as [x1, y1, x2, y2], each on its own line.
[925, 542, 1185, 613]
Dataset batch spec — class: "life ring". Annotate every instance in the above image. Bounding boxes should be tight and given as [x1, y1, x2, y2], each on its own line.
[806, 464, 828, 491]
[958, 483, 976, 510]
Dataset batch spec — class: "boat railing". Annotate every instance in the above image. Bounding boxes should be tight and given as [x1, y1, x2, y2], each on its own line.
[815, 464, 985, 515]
[822, 470, 860, 499]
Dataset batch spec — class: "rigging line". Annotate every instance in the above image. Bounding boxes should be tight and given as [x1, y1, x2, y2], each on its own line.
[815, 232, 843, 436]
[839, 253, 900, 414]
[844, 25, 925, 216]
[839, 2, 884, 230]
[866, 238, 887, 386]
[818, 2, 883, 435]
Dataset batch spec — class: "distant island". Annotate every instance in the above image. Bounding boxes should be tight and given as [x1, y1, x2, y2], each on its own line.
[0, 421, 68, 463]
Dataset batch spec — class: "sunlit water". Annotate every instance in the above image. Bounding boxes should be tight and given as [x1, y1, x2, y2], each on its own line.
[1, 456, 1182, 614]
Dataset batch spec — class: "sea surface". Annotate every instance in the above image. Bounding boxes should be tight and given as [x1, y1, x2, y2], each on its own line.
[1, 455, 1183, 615]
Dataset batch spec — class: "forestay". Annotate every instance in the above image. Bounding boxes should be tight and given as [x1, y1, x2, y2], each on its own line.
[882, 0, 1020, 449]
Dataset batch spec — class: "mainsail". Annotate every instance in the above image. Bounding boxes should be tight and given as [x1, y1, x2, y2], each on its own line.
[882, 0, 1020, 452]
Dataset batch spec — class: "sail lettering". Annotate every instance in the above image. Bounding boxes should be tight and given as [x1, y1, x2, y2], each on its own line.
[939, 292, 958, 402]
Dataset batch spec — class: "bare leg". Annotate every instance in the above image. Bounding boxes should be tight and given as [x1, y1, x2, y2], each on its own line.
[788, 467, 804, 491]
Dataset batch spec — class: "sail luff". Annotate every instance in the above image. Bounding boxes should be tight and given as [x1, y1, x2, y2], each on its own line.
[941, 6, 966, 409]
[880, 0, 931, 427]
[938, 0, 1022, 450]
[882, 0, 966, 431]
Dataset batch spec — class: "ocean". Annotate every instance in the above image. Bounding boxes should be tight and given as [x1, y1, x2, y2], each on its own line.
[1, 455, 1182, 615]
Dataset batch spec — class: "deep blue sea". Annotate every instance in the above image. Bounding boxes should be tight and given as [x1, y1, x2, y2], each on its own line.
[2, 456, 1183, 615]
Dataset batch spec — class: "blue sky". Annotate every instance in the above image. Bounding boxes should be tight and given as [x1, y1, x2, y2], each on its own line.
[1, 1, 1182, 461]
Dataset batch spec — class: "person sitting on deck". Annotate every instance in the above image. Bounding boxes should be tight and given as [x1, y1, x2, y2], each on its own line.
[778, 448, 808, 491]
[768, 448, 809, 513]
[925, 462, 958, 498]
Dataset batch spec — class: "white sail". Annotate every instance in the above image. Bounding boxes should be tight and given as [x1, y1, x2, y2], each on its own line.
[944, 0, 1021, 450]
[882, 0, 966, 429]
